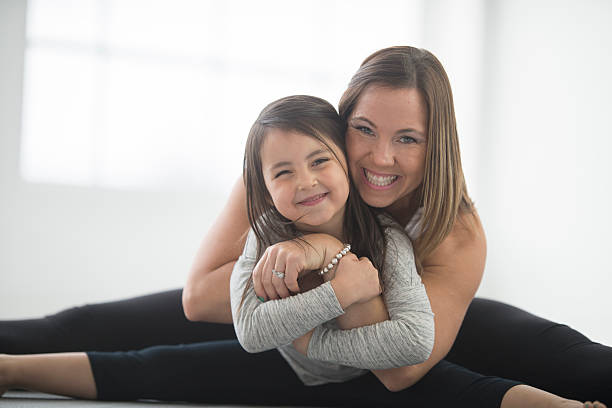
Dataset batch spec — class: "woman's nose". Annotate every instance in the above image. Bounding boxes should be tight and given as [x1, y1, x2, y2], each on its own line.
[370, 140, 395, 167]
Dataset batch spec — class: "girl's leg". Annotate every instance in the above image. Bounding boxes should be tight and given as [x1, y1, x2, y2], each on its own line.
[87, 340, 305, 404]
[0, 289, 236, 354]
[448, 297, 612, 403]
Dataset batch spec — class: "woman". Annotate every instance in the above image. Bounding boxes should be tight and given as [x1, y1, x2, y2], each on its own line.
[1, 46, 609, 407]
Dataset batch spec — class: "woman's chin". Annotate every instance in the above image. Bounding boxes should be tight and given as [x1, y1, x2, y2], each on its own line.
[358, 189, 396, 208]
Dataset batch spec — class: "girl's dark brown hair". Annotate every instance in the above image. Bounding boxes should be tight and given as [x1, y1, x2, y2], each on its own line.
[242, 95, 387, 299]
[339, 46, 474, 266]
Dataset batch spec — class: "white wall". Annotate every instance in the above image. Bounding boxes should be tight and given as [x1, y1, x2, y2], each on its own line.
[475, 0, 612, 344]
[1, 0, 611, 345]
[0, 0, 224, 317]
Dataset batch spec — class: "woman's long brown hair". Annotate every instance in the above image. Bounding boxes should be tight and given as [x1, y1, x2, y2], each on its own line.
[339, 46, 474, 267]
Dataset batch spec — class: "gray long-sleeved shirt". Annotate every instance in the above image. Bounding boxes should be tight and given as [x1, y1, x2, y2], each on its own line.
[230, 217, 434, 385]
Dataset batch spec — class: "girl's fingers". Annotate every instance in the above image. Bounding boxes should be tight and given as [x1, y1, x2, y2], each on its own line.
[284, 257, 300, 293]
[252, 251, 268, 300]
[270, 252, 290, 298]
[261, 251, 280, 300]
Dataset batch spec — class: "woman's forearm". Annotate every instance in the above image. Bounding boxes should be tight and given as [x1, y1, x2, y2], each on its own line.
[183, 262, 235, 323]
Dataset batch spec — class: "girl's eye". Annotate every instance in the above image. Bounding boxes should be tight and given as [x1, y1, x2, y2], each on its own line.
[356, 125, 374, 136]
[312, 157, 330, 167]
[398, 135, 417, 144]
[274, 169, 290, 178]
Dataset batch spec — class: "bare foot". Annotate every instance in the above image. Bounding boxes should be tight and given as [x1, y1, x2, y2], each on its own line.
[0, 354, 11, 397]
[502, 385, 607, 408]
[583, 402, 607, 408]
[553, 398, 606, 408]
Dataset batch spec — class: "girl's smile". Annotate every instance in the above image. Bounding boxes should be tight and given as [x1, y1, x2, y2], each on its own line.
[260, 128, 349, 238]
[296, 192, 329, 206]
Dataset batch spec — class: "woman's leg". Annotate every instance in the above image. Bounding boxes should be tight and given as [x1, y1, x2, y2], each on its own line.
[0, 353, 96, 398]
[0, 344, 590, 408]
[72, 350, 586, 408]
[447, 297, 612, 403]
[0, 289, 236, 354]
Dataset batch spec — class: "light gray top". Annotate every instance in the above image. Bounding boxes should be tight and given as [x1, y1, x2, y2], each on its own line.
[230, 216, 434, 385]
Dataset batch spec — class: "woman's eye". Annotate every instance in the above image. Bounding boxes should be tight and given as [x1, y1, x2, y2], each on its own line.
[356, 125, 374, 136]
[274, 170, 290, 178]
[312, 157, 330, 167]
[398, 135, 417, 144]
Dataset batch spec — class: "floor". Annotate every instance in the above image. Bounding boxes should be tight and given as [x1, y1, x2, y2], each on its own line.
[0, 391, 315, 408]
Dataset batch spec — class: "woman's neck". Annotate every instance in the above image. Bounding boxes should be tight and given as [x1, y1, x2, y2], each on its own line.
[384, 191, 420, 226]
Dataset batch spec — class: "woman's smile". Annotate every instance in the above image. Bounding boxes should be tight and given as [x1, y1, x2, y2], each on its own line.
[362, 168, 400, 190]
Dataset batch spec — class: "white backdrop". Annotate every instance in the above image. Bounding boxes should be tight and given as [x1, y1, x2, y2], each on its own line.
[1, 0, 611, 345]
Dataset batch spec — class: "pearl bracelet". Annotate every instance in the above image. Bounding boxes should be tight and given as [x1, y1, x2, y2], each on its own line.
[318, 244, 351, 276]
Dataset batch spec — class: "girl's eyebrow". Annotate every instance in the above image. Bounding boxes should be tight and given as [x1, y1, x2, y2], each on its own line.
[269, 148, 328, 170]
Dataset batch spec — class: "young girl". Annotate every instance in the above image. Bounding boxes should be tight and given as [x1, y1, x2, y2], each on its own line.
[230, 94, 435, 384]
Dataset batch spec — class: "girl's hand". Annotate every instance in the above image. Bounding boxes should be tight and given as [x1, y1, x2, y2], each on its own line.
[331, 254, 382, 308]
[252, 240, 306, 301]
[253, 234, 344, 301]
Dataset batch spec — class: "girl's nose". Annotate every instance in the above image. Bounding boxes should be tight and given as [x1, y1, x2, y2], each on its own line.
[297, 170, 318, 189]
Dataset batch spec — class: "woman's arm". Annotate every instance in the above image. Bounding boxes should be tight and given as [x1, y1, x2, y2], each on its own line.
[342, 210, 486, 391]
[182, 177, 250, 323]
[297, 226, 435, 370]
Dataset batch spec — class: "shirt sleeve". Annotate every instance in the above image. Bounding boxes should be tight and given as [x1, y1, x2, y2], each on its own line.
[306, 225, 435, 369]
[230, 229, 346, 353]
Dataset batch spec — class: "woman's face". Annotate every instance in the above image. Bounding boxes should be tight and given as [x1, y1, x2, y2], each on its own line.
[346, 85, 428, 211]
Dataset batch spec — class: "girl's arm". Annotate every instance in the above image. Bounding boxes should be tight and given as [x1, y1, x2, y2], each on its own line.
[182, 177, 250, 323]
[230, 230, 381, 353]
[315, 211, 485, 391]
[296, 225, 435, 370]
[376, 211, 485, 390]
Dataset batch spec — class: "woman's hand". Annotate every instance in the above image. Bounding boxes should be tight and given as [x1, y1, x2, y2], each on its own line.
[253, 234, 344, 301]
[330, 253, 382, 309]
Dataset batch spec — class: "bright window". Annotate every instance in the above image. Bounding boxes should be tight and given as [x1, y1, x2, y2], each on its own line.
[21, 0, 423, 194]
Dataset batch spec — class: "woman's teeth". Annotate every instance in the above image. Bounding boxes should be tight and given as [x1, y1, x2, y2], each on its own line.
[365, 170, 398, 186]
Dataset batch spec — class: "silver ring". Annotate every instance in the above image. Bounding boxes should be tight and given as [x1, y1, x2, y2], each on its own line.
[272, 269, 285, 279]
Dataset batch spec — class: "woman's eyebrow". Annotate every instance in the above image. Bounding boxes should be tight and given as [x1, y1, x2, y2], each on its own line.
[350, 116, 377, 128]
[399, 128, 425, 138]
[352, 116, 424, 138]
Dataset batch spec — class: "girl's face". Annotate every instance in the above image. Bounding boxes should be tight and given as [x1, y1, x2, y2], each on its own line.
[346, 86, 428, 212]
[260, 128, 349, 236]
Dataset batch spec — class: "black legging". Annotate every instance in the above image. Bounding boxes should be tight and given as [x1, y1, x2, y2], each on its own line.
[2, 291, 611, 405]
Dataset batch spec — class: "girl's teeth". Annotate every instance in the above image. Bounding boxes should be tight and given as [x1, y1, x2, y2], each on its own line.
[302, 193, 325, 203]
[365, 170, 398, 186]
